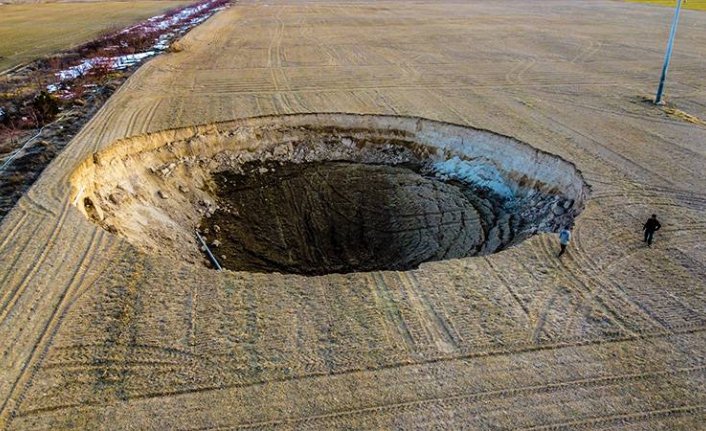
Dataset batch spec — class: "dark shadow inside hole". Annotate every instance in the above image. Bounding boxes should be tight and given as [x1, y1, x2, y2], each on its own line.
[200, 161, 508, 275]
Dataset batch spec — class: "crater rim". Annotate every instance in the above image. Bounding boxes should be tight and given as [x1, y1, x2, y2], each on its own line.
[69, 113, 590, 274]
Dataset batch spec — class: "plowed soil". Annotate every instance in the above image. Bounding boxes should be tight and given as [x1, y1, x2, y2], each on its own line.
[0, 1, 704, 430]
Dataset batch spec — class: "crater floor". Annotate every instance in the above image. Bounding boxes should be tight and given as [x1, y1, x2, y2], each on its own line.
[206, 161, 487, 274]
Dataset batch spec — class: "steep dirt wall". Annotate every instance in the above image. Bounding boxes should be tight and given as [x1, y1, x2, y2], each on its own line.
[69, 113, 589, 271]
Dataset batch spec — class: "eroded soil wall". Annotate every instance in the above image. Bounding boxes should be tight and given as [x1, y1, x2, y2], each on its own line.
[69, 114, 589, 272]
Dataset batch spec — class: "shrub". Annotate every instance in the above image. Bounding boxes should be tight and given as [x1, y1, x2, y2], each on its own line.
[30, 91, 60, 124]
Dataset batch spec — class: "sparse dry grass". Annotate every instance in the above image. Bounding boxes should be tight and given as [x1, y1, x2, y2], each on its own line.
[627, 0, 706, 11]
[0, 1, 190, 73]
[664, 106, 706, 125]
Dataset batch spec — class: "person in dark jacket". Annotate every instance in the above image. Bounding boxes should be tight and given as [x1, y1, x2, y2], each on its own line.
[642, 214, 661, 247]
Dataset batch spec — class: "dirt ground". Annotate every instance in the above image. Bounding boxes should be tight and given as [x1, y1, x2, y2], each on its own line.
[0, 0, 705, 429]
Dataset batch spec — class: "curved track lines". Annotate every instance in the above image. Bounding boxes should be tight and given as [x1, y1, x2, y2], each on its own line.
[266, 7, 288, 93]
[0, 216, 47, 298]
[183, 366, 705, 430]
[570, 39, 603, 64]
[569, 223, 672, 329]
[0, 199, 71, 327]
[0, 227, 114, 429]
[0, 211, 29, 252]
[520, 405, 705, 431]
[1, 1, 705, 429]
[393, 271, 459, 353]
[17, 194, 57, 219]
[484, 257, 532, 320]
[537, 234, 642, 335]
[11, 324, 706, 423]
[525, 103, 682, 188]
[506, 57, 537, 85]
[522, 236, 616, 340]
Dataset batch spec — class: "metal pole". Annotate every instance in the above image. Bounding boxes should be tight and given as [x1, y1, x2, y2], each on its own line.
[196, 230, 223, 271]
[655, 0, 684, 105]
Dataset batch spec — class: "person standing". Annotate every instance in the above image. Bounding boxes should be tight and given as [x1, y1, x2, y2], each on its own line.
[558, 227, 571, 257]
[642, 214, 661, 247]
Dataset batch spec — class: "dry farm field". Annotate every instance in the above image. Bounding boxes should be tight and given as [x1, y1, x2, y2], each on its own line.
[628, 0, 706, 11]
[0, 0, 705, 430]
[0, 1, 190, 73]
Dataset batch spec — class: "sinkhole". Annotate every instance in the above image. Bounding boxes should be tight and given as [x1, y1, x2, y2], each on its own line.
[70, 113, 589, 274]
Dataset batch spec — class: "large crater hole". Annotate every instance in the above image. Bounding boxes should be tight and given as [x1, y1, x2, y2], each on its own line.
[69, 114, 589, 274]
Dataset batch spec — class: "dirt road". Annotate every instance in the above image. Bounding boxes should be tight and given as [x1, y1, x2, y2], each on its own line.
[0, 1, 704, 429]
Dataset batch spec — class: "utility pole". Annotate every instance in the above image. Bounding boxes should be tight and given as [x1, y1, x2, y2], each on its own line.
[655, 0, 684, 105]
